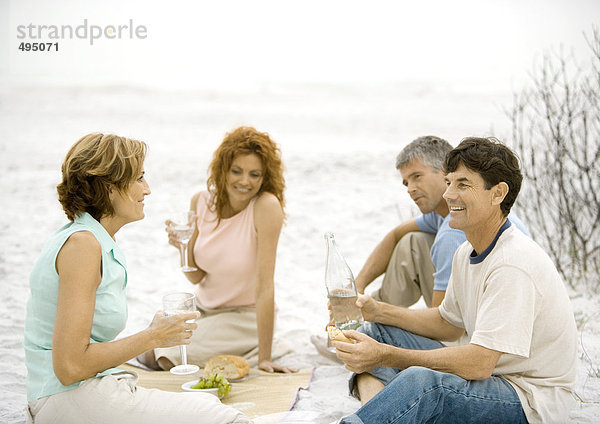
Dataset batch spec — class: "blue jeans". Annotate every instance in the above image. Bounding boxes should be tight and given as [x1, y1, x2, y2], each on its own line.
[341, 322, 528, 424]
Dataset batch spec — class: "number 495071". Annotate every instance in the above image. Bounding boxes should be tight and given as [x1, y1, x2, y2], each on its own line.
[18, 42, 59, 52]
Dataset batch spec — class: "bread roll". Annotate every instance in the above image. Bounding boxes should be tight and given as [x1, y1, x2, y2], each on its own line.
[203, 355, 250, 380]
[327, 326, 354, 344]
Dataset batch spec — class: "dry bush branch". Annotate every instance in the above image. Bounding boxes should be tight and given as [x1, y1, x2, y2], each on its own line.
[509, 28, 600, 293]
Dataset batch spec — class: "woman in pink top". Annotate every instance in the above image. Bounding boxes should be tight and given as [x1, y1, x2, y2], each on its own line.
[139, 127, 294, 374]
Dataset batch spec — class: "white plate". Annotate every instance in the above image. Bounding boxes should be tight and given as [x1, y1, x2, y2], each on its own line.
[181, 381, 223, 398]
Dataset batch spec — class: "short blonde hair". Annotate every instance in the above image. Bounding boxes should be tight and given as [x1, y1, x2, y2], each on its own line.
[57, 133, 147, 221]
[207, 126, 285, 223]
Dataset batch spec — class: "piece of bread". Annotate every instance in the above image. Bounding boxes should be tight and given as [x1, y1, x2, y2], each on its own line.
[203, 355, 250, 380]
[327, 326, 354, 344]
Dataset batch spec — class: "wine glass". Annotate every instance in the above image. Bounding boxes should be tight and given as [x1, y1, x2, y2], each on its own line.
[162, 292, 200, 375]
[168, 211, 197, 272]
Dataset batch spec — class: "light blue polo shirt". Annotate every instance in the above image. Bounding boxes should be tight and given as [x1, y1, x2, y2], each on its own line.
[24, 212, 128, 401]
[416, 212, 530, 291]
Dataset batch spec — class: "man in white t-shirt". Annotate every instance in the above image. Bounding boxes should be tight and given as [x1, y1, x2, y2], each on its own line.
[333, 137, 577, 424]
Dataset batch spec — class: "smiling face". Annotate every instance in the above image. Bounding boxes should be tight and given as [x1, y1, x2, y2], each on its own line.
[443, 163, 506, 236]
[226, 153, 264, 207]
[109, 169, 151, 224]
[400, 158, 449, 216]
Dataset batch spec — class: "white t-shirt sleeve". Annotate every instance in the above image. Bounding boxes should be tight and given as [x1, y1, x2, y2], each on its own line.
[438, 270, 465, 329]
[470, 266, 536, 357]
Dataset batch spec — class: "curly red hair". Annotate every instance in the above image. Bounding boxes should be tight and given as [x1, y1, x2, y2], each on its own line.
[207, 127, 285, 222]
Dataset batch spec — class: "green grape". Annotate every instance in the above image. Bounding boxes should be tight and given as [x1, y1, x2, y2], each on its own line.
[190, 374, 232, 397]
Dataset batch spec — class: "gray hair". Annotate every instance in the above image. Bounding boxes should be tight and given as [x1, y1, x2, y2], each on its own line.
[396, 135, 453, 171]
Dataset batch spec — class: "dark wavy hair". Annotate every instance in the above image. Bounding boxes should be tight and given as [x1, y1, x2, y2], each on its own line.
[206, 126, 285, 222]
[444, 137, 522, 216]
[57, 133, 147, 221]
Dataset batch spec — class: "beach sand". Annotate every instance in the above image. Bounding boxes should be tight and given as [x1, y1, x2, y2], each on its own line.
[1, 83, 598, 423]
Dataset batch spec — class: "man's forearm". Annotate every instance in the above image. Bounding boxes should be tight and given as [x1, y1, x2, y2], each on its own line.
[431, 290, 446, 307]
[355, 234, 398, 293]
[356, 219, 420, 293]
[381, 343, 501, 381]
[375, 303, 463, 342]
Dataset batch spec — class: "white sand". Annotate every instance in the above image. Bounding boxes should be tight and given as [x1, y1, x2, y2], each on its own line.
[0, 83, 598, 423]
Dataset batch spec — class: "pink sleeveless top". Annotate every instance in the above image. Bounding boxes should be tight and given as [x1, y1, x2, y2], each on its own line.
[193, 191, 258, 308]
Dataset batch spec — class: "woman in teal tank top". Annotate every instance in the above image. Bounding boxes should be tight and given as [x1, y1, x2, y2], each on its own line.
[23, 133, 251, 424]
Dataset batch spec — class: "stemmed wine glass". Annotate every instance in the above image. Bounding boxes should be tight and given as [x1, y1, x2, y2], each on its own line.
[168, 211, 198, 272]
[162, 292, 200, 375]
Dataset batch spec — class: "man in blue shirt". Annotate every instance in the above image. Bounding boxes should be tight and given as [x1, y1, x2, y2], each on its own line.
[355, 136, 528, 308]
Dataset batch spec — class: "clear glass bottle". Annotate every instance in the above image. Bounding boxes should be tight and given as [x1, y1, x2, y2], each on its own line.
[324, 232, 364, 331]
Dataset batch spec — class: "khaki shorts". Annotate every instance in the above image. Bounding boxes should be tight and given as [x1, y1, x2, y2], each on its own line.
[371, 232, 436, 307]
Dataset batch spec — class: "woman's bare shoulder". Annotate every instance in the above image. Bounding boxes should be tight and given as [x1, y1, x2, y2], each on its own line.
[63, 230, 100, 251]
[255, 192, 282, 212]
[190, 191, 208, 210]
[56, 231, 102, 277]
[254, 192, 283, 231]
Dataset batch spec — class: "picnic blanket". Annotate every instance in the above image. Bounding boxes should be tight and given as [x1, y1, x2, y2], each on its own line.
[119, 364, 314, 419]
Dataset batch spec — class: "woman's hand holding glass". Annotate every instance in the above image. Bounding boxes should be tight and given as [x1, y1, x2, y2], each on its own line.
[161, 292, 200, 375]
[147, 309, 199, 349]
[165, 211, 197, 272]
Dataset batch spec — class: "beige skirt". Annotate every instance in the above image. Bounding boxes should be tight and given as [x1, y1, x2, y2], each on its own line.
[155, 304, 288, 368]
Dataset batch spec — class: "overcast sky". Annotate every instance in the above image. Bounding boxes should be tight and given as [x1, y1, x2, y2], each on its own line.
[2, 0, 599, 91]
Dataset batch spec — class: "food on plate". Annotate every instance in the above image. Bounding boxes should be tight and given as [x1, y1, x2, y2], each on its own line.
[327, 325, 354, 344]
[190, 374, 231, 398]
[203, 355, 250, 380]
